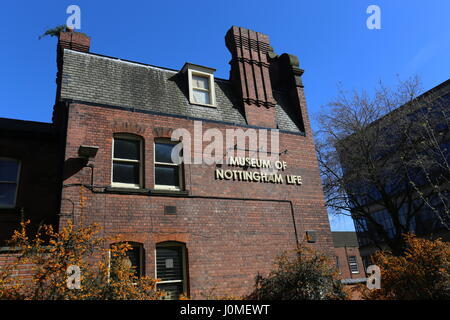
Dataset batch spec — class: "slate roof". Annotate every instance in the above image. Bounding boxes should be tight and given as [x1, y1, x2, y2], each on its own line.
[332, 231, 359, 248]
[59, 49, 303, 133]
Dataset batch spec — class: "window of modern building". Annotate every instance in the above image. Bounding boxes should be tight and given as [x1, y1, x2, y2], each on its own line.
[112, 134, 142, 188]
[0, 158, 21, 208]
[348, 256, 359, 274]
[372, 209, 396, 239]
[155, 242, 187, 300]
[110, 242, 144, 278]
[182, 63, 216, 107]
[154, 140, 183, 190]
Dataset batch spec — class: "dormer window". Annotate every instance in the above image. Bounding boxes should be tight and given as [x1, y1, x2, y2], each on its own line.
[192, 74, 211, 105]
[182, 63, 216, 107]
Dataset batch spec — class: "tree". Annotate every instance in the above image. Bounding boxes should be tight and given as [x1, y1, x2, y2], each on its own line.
[360, 234, 450, 300]
[316, 76, 449, 255]
[0, 220, 162, 300]
[247, 246, 347, 300]
[404, 89, 450, 230]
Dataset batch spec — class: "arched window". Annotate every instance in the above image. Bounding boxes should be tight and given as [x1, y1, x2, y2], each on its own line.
[110, 242, 145, 278]
[0, 158, 21, 208]
[154, 139, 183, 190]
[155, 241, 187, 299]
[112, 134, 143, 188]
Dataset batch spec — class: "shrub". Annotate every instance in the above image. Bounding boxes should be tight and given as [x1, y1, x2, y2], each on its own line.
[0, 220, 162, 300]
[362, 234, 450, 300]
[247, 246, 347, 300]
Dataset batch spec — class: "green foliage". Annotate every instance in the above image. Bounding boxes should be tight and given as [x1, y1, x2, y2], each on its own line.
[38, 25, 67, 40]
[248, 246, 347, 300]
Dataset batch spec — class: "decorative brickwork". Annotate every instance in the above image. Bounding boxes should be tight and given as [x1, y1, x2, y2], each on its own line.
[226, 26, 277, 127]
[58, 30, 90, 53]
[0, 26, 334, 299]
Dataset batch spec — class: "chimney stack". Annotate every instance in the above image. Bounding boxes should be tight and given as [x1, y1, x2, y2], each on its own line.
[226, 26, 277, 128]
[58, 29, 90, 53]
[54, 29, 91, 110]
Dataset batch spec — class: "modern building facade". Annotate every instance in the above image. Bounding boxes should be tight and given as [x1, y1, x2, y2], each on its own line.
[0, 27, 334, 298]
[345, 80, 450, 262]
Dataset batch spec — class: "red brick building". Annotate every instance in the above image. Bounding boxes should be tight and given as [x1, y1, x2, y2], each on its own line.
[332, 232, 366, 300]
[0, 26, 333, 299]
[332, 232, 365, 281]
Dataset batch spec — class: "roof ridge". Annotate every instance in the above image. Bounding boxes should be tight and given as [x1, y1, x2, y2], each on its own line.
[64, 49, 231, 82]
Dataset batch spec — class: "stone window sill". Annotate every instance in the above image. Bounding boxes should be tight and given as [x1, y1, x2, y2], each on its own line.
[104, 187, 189, 197]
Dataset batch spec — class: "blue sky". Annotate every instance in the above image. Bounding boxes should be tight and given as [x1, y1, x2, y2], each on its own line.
[1, 1, 449, 231]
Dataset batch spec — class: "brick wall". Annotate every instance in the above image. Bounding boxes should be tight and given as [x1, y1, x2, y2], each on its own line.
[57, 101, 333, 298]
[334, 246, 365, 280]
[0, 26, 334, 299]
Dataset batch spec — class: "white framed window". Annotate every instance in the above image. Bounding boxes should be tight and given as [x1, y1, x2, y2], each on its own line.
[183, 63, 216, 107]
[154, 140, 183, 191]
[348, 256, 359, 274]
[112, 134, 143, 189]
[0, 158, 21, 208]
[189, 71, 214, 106]
[155, 242, 187, 300]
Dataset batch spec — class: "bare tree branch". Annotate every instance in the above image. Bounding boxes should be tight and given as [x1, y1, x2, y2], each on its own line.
[315, 76, 450, 255]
